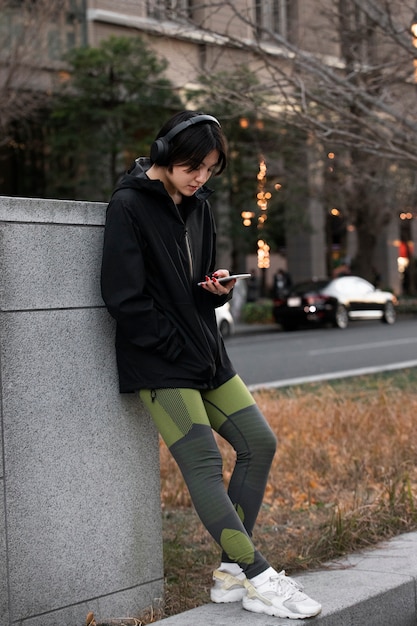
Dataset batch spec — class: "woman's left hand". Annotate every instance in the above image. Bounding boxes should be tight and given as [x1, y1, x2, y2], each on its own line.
[199, 269, 236, 295]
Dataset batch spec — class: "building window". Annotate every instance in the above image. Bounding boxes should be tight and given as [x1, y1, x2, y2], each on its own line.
[146, 0, 193, 21]
[198, 43, 207, 71]
[339, 4, 377, 66]
[48, 29, 62, 60]
[255, 0, 294, 41]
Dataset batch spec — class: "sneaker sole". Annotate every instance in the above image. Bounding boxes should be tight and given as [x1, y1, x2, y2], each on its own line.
[210, 588, 246, 603]
[242, 597, 322, 619]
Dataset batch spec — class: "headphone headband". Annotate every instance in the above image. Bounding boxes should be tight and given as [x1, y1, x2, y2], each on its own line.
[163, 114, 220, 143]
[150, 114, 221, 165]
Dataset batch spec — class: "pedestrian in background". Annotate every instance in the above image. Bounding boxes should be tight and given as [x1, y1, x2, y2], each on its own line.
[273, 268, 292, 299]
[246, 270, 260, 302]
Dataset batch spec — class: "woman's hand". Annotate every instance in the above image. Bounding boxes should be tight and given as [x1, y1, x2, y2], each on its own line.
[199, 269, 236, 295]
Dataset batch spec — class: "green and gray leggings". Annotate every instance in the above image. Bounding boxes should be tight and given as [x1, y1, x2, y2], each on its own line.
[140, 374, 277, 578]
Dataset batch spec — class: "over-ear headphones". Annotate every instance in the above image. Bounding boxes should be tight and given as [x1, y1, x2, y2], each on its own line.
[150, 114, 220, 166]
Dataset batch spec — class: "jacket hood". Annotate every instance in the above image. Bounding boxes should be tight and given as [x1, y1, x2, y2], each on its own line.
[113, 157, 213, 201]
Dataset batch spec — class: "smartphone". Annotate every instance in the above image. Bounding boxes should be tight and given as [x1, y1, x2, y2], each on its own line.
[198, 273, 251, 286]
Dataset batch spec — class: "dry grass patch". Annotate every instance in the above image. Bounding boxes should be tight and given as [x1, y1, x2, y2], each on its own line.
[146, 369, 417, 622]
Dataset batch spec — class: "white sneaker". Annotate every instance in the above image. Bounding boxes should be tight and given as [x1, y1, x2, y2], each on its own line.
[210, 569, 247, 603]
[242, 570, 322, 619]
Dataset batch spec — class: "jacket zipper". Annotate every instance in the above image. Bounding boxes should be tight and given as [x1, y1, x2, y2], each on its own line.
[184, 227, 216, 375]
[184, 229, 194, 280]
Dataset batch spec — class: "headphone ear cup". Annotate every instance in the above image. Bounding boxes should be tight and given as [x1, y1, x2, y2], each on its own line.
[150, 137, 170, 165]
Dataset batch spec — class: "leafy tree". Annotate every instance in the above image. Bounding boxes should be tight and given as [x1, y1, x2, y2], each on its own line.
[48, 35, 182, 200]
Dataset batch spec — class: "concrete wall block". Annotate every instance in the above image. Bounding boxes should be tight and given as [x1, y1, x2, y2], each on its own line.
[0, 196, 105, 227]
[0, 197, 164, 625]
[0, 222, 104, 311]
[2, 308, 163, 620]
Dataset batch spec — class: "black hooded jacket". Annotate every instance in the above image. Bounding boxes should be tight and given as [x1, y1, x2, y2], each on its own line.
[100, 158, 236, 392]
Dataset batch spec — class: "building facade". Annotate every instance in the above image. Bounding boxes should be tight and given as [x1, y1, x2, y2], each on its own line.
[0, 0, 411, 293]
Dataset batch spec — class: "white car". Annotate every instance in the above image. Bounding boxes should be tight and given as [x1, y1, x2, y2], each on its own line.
[215, 302, 235, 337]
[273, 275, 397, 330]
[322, 275, 397, 328]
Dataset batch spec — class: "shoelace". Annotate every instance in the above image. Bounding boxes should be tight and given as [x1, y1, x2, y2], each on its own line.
[271, 572, 306, 600]
[244, 570, 305, 606]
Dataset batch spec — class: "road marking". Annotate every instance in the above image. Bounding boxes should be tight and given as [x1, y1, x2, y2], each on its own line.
[308, 337, 417, 356]
[248, 360, 417, 392]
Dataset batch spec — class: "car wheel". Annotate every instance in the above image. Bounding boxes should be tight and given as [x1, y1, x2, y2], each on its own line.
[219, 319, 231, 338]
[382, 301, 396, 325]
[333, 304, 349, 329]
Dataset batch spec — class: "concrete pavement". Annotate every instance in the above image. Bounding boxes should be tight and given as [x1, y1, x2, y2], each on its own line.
[153, 531, 417, 625]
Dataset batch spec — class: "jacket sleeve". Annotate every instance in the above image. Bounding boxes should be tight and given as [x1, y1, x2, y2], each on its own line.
[100, 195, 184, 362]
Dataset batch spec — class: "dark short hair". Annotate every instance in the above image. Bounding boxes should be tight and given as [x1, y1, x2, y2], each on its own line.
[154, 110, 228, 175]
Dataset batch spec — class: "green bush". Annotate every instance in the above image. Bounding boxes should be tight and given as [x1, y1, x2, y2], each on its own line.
[396, 297, 417, 316]
[241, 299, 274, 324]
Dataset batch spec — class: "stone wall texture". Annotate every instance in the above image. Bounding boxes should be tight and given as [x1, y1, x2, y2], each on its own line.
[0, 196, 164, 626]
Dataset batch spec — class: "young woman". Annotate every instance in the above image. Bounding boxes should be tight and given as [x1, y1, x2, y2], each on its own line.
[100, 110, 321, 620]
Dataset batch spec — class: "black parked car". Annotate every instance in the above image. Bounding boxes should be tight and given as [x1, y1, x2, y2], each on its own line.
[272, 275, 397, 331]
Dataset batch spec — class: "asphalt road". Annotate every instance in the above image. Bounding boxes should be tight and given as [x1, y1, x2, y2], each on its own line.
[225, 317, 417, 389]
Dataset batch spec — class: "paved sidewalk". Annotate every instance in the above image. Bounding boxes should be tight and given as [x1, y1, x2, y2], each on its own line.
[153, 531, 417, 625]
[234, 321, 278, 335]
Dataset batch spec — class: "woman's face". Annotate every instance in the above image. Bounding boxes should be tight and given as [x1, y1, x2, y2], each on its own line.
[164, 149, 220, 198]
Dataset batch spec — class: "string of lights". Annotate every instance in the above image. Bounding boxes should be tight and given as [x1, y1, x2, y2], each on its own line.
[240, 156, 272, 269]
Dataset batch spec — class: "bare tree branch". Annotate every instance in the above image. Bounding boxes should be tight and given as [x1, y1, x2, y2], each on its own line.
[178, 0, 417, 165]
[0, 0, 83, 146]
